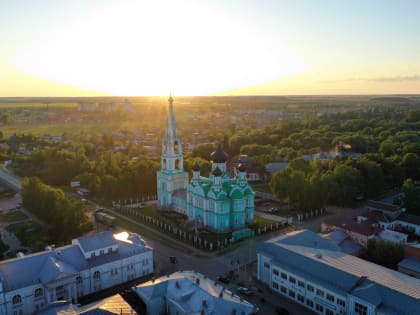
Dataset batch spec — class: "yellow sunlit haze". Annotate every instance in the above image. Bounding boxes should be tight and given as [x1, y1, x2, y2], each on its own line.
[13, 1, 307, 96]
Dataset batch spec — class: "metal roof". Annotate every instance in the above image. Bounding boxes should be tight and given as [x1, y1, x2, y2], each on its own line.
[133, 271, 257, 315]
[398, 258, 420, 273]
[76, 231, 117, 252]
[259, 230, 420, 315]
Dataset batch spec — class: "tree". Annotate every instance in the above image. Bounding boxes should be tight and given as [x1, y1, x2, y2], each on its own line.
[191, 143, 215, 160]
[329, 165, 363, 206]
[403, 179, 420, 215]
[22, 177, 93, 245]
[365, 239, 404, 270]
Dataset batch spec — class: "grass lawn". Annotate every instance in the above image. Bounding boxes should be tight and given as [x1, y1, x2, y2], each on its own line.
[133, 206, 187, 228]
[254, 216, 278, 227]
[6, 220, 47, 251]
[0, 188, 16, 201]
[0, 211, 28, 222]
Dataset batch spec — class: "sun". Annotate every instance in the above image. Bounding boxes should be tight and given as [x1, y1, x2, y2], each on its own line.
[14, 1, 308, 96]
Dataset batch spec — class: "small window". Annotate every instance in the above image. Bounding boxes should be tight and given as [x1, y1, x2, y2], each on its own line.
[76, 276, 83, 284]
[288, 290, 295, 298]
[316, 304, 324, 313]
[337, 299, 346, 307]
[100, 250, 104, 255]
[307, 284, 314, 292]
[289, 276, 296, 284]
[306, 299, 314, 308]
[281, 272, 287, 280]
[280, 286, 287, 294]
[273, 269, 279, 276]
[272, 282, 279, 289]
[316, 288, 324, 297]
[354, 302, 368, 315]
[298, 280, 305, 288]
[12, 295, 22, 305]
[263, 262, 270, 269]
[326, 309, 334, 315]
[298, 294, 304, 303]
[326, 293, 335, 302]
[93, 271, 101, 280]
[34, 288, 43, 298]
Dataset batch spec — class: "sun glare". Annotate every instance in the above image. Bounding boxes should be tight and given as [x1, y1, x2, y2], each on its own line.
[14, 1, 308, 96]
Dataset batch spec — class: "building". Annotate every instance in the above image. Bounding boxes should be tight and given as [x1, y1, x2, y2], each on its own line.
[365, 200, 403, 219]
[157, 96, 255, 232]
[132, 271, 258, 315]
[378, 213, 420, 236]
[156, 95, 189, 210]
[257, 230, 420, 315]
[38, 293, 137, 315]
[321, 213, 381, 248]
[0, 231, 153, 315]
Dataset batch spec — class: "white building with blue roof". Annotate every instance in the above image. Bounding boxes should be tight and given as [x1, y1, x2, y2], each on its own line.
[0, 231, 153, 315]
[133, 270, 258, 315]
[258, 230, 420, 315]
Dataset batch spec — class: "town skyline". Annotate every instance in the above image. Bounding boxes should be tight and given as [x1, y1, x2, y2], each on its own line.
[1, 0, 420, 97]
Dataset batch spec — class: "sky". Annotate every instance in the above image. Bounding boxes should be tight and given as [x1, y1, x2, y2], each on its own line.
[1, 0, 420, 96]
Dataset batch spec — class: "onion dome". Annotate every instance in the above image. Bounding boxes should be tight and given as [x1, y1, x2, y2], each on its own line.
[212, 166, 222, 177]
[210, 144, 228, 163]
[237, 163, 247, 172]
[192, 161, 200, 172]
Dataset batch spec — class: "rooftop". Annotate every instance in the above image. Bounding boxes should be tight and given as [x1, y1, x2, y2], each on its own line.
[133, 271, 257, 315]
[259, 230, 420, 314]
[0, 231, 151, 291]
[323, 213, 381, 237]
[366, 200, 401, 212]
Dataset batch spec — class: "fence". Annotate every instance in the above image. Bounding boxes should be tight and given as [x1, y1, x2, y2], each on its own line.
[113, 206, 288, 252]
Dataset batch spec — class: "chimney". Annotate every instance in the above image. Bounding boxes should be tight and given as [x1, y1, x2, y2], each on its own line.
[196, 278, 200, 285]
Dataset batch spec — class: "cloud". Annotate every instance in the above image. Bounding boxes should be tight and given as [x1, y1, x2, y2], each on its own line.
[324, 75, 420, 83]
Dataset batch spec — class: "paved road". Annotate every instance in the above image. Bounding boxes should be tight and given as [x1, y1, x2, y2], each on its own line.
[0, 168, 22, 191]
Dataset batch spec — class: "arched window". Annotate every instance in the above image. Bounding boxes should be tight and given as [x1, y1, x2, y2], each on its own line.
[12, 295, 22, 305]
[76, 276, 83, 285]
[34, 288, 43, 298]
[175, 159, 180, 170]
[93, 271, 100, 281]
[174, 141, 179, 153]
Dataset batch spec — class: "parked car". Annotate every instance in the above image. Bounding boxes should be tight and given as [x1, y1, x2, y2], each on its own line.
[237, 287, 254, 296]
[169, 256, 178, 264]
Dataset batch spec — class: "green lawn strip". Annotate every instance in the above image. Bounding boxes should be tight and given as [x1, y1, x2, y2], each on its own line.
[105, 211, 193, 254]
[133, 206, 186, 227]
[0, 211, 28, 222]
[254, 216, 278, 227]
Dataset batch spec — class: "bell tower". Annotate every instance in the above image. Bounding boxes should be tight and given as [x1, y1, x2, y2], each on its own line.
[157, 95, 189, 208]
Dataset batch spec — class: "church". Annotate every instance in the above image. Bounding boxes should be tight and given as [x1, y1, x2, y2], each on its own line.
[157, 96, 255, 232]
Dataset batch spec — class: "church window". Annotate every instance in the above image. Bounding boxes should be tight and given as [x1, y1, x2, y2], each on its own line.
[175, 159, 180, 170]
